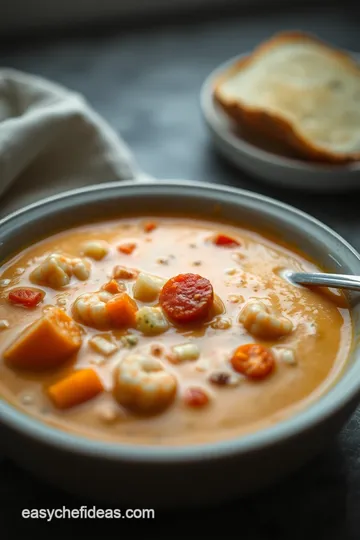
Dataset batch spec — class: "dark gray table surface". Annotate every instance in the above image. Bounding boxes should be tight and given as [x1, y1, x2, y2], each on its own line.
[1, 3, 360, 538]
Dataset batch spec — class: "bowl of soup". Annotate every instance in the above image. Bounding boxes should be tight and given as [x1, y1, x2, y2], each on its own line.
[0, 179, 360, 507]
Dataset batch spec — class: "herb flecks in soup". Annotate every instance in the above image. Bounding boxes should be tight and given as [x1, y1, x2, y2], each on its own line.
[0, 217, 352, 445]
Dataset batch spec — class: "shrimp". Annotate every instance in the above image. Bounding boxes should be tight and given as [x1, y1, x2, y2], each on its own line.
[71, 257, 91, 281]
[72, 291, 112, 328]
[239, 300, 293, 339]
[113, 353, 177, 413]
[30, 254, 72, 288]
[30, 253, 91, 289]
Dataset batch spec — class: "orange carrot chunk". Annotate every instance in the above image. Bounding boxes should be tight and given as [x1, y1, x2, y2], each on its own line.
[212, 234, 240, 247]
[48, 368, 104, 409]
[106, 292, 138, 327]
[231, 344, 275, 379]
[8, 287, 45, 308]
[144, 222, 157, 233]
[4, 308, 82, 370]
[118, 242, 136, 255]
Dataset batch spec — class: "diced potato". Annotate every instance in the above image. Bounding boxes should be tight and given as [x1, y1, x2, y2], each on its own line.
[0, 319, 9, 330]
[132, 272, 166, 302]
[273, 347, 297, 366]
[169, 342, 200, 363]
[136, 306, 169, 335]
[89, 335, 118, 356]
[81, 241, 109, 261]
[4, 308, 82, 370]
[0, 279, 11, 287]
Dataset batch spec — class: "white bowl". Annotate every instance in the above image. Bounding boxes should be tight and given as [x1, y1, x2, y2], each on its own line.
[2, 180, 360, 508]
[200, 52, 360, 191]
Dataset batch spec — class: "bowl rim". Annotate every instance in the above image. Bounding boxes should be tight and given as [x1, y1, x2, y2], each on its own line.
[1, 178, 360, 463]
[200, 50, 360, 173]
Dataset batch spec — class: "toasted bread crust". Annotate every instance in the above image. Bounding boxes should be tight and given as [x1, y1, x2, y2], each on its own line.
[214, 31, 360, 163]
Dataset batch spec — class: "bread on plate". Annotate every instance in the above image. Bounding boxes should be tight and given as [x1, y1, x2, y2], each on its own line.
[214, 32, 360, 163]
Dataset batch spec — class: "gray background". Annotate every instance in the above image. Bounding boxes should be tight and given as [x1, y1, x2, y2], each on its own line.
[0, 0, 314, 34]
[1, 1, 360, 537]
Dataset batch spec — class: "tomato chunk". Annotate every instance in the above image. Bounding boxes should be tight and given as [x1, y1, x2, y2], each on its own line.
[212, 234, 240, 247]
[144, 222, 157, 233]
[102, 279, 125, 294]
[231, 344, 275, 379]
[118, 242, 136, 255]
[7, 287, 45, 308]
[159, 273, 214, 323]
[183, 387, 209, 407]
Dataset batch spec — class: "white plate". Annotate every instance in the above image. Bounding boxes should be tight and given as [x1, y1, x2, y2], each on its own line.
[200, 52, 360, 191]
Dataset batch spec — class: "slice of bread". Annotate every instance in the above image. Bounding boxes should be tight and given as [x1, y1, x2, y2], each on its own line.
[214, 32, 360, 163]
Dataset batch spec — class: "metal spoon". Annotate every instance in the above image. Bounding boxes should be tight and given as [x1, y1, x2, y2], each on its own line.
[282, 269, 360, 292]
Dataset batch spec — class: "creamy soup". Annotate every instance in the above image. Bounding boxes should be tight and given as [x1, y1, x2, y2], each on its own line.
[0, 217, 352, 445]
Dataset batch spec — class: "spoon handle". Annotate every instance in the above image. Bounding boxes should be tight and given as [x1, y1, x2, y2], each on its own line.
[291, 272, 360, 291]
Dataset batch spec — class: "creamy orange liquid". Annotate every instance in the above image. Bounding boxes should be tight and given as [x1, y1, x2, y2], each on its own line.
[0, 217, 352, 445]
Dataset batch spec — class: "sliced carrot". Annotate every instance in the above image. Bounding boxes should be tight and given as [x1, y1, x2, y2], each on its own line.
[231, 344, 275, 379]
[102, 279, 126, 294]
[118, 242, 136, 255]
[144, 222, 157, 233]
[48, 368, 103, 409]
[4, 308, 82, 370]
[159, 273, 214, 323]
[106, 292, 138, 327]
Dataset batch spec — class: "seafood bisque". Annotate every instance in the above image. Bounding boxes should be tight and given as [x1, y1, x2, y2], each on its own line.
[0, 216, 352, 445]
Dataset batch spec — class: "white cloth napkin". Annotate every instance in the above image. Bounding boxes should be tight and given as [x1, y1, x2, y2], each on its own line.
[0, 69, 145, 218]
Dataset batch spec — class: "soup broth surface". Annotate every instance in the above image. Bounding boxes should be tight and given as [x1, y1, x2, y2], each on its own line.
[0, 217, 352, 445]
